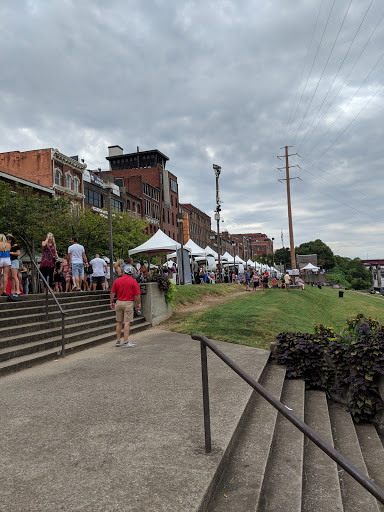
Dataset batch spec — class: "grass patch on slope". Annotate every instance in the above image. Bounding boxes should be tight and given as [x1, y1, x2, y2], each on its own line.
[173, 283, 242, 307]
[168, 287, 384, 350]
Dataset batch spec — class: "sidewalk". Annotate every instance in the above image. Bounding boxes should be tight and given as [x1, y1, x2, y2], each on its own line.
[0, 328, 269, 512]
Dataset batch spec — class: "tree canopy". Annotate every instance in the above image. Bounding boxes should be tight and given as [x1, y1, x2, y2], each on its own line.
[0, 181, 149, 261]
[295, 239, 336, 270]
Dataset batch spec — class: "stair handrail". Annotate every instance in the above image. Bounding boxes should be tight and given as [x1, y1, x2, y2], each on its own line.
[30, 259, 67, 358]
[191, 334, 384, 505]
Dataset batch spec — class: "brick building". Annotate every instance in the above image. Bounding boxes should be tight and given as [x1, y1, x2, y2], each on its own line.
[241, 233, 273, 258]
[0, 167, 55, 197]
[0, 148, 86, 208]
[104, 146, 179, 239]
[83, 169, 124, 214]
[179, 203, 211, 248]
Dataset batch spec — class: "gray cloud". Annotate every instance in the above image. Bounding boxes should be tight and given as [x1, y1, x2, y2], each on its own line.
[0, 0, 383, 258]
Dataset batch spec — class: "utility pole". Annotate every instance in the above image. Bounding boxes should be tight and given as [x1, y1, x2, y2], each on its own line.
[277, 146, 301, 270]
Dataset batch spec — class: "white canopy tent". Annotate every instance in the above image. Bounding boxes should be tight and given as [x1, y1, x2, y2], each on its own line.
[204, 245, 218, 258]
[129, 229, 181, 256]
[184, 239, 206, 257]
[301, 262, 320, 271]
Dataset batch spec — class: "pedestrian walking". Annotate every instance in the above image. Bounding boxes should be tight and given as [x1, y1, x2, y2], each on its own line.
[7, 234, 21, 295]
[110, 265, 141, 348]
[67, 237, 88, 291]
[40, 233, 58, 291]
[90, 254, 107, 290]
[0, 234, 11, 296]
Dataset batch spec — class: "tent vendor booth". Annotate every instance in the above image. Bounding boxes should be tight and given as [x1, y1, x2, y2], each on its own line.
[128, 230, 192, 325]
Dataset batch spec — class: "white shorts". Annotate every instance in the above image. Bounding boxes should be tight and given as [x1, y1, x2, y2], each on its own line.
[0, 257, 11, 268]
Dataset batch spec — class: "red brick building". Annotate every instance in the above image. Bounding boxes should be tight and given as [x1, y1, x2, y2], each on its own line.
[242, 233, 273, 257]
[105, 146, 179, 239]
[0, 148, 86, 208]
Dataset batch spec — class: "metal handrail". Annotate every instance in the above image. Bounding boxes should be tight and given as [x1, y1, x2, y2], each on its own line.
[30, 259, 67, 357]
[191, 334, 384, 505]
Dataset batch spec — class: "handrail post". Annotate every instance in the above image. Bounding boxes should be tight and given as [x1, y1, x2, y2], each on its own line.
[61, 313, 65, 358]
[200, 340, 212, 454]
[45, 284, 48, 321]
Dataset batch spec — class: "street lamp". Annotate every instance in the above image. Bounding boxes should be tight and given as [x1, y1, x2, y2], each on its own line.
[231, 240, 236, 281]
[213, 164, 221, 282]
[176, 213, 185, 285]
[104, 182, 114, 287]
[272, 237, 275, 275]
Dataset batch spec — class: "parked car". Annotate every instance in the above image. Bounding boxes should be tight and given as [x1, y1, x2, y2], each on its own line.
[370, 286, 384, 295]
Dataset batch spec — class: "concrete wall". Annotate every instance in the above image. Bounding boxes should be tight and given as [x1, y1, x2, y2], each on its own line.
[140, 282, 173, 326]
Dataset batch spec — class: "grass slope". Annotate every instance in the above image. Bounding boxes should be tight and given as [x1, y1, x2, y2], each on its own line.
[169, 286, 384, 350]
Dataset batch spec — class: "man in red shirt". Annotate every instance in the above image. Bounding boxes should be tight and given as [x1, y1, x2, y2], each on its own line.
[110, 265, 141, 347]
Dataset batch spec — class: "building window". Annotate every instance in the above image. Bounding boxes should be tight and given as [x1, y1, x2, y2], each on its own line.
[144, 198, 151, 216]
[172, 212, 174, 225]
[111, 198, 122, 212]
[152, 189, 159, 201]
[55, 169, 62, 186]
[132, 202, 136, 212]
[85, 188, 102, 208]
[153, 204, 159, 220]
[65, 172, 72, 190]
[168, 211, 170, 223]
[170, 178, 177, 193]
[143, 182, 151, 197]
[115, 178, 124, 187]
[127, 200, 131, 210]
[171, 195, 173, 206]
[74, 177, 80, 194]
[137, 204, 141, 214]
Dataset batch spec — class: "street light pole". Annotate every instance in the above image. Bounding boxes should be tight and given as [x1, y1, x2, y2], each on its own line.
[104, 182, 114, 287]
[176, 213, 184, 285]
[232, 240, 236, 282]
[272, 237, 275, 275]
[213, 164, 221, 283]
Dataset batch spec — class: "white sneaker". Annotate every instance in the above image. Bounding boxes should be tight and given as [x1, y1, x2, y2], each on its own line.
[121, 342, 136, 348]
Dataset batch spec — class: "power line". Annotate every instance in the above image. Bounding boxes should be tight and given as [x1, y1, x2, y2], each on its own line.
[296, 168, 376, 220]
[286, 0, 332, 145]
[290, 0, 337, 145]
[299, 9, 384, 161]
[297, 0, 374, 152]
[309, 81, 384, 167]
[283, 0, 325, 144]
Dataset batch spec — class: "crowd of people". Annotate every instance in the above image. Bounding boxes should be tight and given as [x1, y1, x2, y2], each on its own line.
[0, 232, 152, 296]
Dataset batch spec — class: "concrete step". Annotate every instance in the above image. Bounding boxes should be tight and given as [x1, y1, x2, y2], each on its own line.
[0, 290, 109, 305]
[256, 378, 305, 512]
[355, 423, 384, 512]
[208, 362, 286, 511]
[0, 319, 151, 376]
[0, 308, 116, 339]
[0, 295, 109, 322]
[0, 316, 147, 360]
[328, 401, 380, 512]
[302, 390, 343, 512]
[0, 314, 120, 352]
[0, 302, 111, 326]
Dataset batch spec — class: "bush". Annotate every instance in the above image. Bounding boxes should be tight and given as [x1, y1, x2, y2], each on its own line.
[274, 315, 384, 422]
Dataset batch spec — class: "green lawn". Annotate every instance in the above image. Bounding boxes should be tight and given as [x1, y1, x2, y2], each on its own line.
[168, 286, 384, 350]
[173, 282, 242, 306]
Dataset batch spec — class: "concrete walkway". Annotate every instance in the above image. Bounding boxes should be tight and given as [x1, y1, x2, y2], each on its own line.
[0, 329, 269, 512]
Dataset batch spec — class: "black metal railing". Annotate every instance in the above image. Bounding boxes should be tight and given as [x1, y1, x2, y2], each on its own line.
[30, 260, 67, 357]
[191, 334, 384, 505]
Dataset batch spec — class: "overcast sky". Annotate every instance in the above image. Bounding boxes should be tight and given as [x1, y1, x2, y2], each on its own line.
[1, 0, 383, 259]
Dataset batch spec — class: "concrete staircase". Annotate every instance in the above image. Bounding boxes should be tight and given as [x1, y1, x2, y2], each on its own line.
[0, 291, 151, 376]
[206, 362, 384, 512]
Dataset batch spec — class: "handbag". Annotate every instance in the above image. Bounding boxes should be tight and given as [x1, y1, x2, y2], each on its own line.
[84, 264, 93, 274]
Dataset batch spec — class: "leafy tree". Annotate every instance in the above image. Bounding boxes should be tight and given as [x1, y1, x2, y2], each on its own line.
[331, 256, 371, 290]
[295, 239, 336, 269]
[0, 181, 72, 291]
[274, 247, 290, 266]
